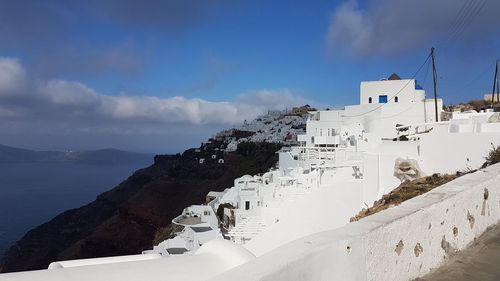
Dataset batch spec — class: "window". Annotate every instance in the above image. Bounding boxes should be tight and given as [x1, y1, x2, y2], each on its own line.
[245, 201, 250, 210]
[368, 97, 372, 103]
[394, 96, 399, 103]
[379, 95, 388, 103]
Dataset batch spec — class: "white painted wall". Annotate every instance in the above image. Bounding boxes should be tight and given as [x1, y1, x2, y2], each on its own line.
[360, 79, 423, 105]
[245, 180, 363, 256]
[0, 240, 255, 281]
[211, 163, 500, 281]
[419, 132, 500, 174]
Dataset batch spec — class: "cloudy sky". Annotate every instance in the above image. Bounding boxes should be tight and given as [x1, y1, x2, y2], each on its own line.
[0, 0, 499, 153]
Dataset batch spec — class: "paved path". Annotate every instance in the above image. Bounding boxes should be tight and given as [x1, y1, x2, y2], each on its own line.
[417, 223, 500, 281]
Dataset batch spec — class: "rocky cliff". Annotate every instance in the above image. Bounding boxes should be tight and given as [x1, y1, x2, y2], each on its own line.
[0, 141, 281, 273]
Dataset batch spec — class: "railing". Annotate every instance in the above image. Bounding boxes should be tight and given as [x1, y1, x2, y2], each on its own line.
[295, 147, 337, 162]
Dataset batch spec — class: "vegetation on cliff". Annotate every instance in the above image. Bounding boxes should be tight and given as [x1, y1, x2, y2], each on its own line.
[350, 173, 459, 222]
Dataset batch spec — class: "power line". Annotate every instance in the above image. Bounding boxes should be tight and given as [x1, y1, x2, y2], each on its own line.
[440, 0, 488, 49]
[441, 0, 476, 47]
[419, 58, 432, 88]
[435, 0, 491, 103]
[342, 53, 432, 118]
[445, 0, 476, 38]
[364, 97, 421, 123]
[458, 61, 493, 90]
[450, 0, 488, 44]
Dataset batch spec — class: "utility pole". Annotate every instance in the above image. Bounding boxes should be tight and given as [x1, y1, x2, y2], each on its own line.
[493, 59, 499, 103]
[431, 47, 439, 121]
[497, 61, 500, 104]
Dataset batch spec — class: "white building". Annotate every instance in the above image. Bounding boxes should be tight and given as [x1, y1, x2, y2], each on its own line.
[143, 205, 221, 256]
[298, 75, 442, 148]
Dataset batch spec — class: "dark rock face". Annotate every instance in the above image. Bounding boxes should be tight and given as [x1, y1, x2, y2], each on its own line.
[0, 142, 281, 273]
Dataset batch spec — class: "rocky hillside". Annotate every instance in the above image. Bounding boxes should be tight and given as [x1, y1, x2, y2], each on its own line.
[218, 107, 309, 151]
[0, 108, 309, 273]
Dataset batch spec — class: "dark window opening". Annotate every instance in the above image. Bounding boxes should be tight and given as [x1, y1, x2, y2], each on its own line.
[245, 201, 250, 210]
[368, 97, 372, 103]
[394, 96, 399, 103]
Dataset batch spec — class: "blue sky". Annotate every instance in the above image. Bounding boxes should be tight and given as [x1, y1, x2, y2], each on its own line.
[0, 0, 499, 153]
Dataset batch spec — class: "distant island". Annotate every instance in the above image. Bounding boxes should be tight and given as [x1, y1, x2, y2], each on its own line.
[0, 144, 153, 165]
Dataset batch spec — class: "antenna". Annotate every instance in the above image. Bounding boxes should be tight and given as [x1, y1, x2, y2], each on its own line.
[431, 47, 439, 121]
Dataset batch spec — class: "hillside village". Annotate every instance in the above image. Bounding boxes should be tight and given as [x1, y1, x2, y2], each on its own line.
[191, 106, 312, 166]
[141, 106, 312, 255]
[216, 106, 312, 149]
[141, 76, 500, 263]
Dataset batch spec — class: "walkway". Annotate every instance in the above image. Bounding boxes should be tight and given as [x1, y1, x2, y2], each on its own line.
[417, 223, 500, 281]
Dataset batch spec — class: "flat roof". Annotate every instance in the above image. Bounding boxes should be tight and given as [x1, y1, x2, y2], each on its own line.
[175, 216, 202, 225]
[166, 248, 188, 255]
[191, 226, 213, 233]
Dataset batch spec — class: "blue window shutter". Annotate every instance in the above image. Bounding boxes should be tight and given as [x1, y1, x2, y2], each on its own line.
[379, 95, 388, 103]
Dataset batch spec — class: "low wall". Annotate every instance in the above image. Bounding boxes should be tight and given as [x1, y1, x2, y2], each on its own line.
[211, 163, 500, 281]
[0, 240, 255, 281]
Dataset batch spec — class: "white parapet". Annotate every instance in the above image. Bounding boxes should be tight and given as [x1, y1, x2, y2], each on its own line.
[0, 239, 255, 281]
[211, 162, 500, 281]
[47, 254, 162, 269]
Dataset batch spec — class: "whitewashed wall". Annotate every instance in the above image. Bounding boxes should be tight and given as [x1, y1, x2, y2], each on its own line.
[419, 132, 500, 173]
[0, 240, 256, 281]
[211, 163, 500, 281]
[245, 180, 363, 256]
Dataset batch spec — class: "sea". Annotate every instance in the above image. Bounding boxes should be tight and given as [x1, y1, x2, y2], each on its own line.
[0, 161, 151, 258]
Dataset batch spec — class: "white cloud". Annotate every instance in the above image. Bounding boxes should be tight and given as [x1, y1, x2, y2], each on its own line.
[0, 57, 25, 94]
[237, 89, 308, 110]
[32, 78, 309, 126]
[95, 89, 306, 125]
[39, 80, 101, 108]
[326, 0, 500, 57]
[0, 57, 310, 141]
[98, 95, 236, 124]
